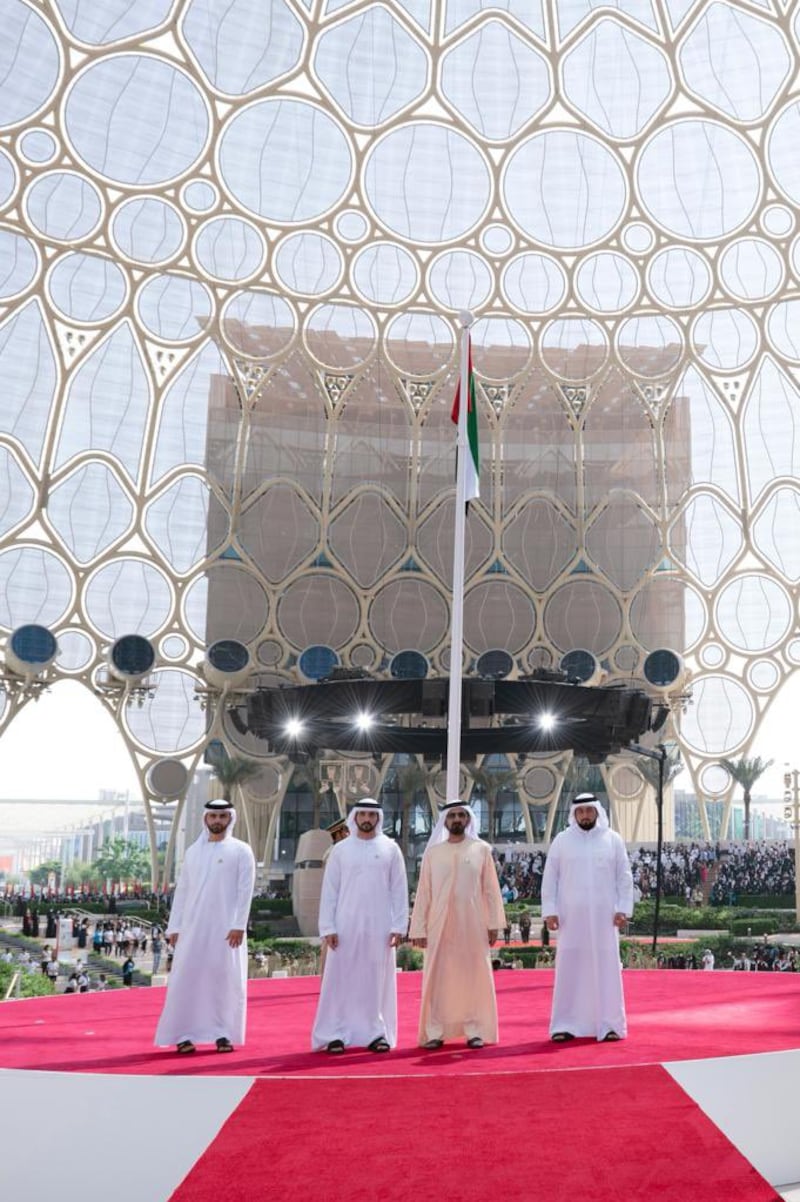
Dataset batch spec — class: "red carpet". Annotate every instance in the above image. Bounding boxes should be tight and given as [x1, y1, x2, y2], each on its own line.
[2, 970, 800, 1078]
[169, 1068, 780, 1202]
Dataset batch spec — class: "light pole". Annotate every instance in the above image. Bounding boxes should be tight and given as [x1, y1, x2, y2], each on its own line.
[783, 765, 800, 923]
[629, 742, 668, 956]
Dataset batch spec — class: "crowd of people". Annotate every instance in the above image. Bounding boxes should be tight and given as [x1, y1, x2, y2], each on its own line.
[495, 840, 797, 906]
[708, 842, 795, 904]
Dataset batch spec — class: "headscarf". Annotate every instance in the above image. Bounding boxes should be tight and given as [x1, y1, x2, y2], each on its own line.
[201, 799, 237, 842]
[425, 800, 479, 850]
[345, 797, 384, 836]
[568, 792, 609, 831]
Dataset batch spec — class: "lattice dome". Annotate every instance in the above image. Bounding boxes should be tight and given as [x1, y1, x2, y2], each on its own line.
[1, 0, 799, 863]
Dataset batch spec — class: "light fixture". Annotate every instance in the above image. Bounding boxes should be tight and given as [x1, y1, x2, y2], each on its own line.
[355, 711, 374, 732]
[285, 717, 304, 738]
[204, 638, 252, 689]
[6, 624, 58, 679]
[108, 634, 156, 683]
[537, 712, 557, 731]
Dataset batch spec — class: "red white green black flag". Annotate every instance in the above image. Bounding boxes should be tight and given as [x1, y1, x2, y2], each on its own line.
[450, 338, 480, 504]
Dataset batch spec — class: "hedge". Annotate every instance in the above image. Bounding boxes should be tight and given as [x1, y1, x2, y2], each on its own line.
[729, 917, 779, 936]
[251, 898, 293, 915]
[0, 963, 56, 998]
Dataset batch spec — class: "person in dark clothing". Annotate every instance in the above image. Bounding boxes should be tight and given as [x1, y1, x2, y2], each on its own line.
[122, 957, 136, 986]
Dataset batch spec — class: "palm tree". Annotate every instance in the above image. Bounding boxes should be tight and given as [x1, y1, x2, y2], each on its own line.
[291, 751, 337, 830]
[466, 761, 520, 842]
[209, 754, 263, 846]
[209, 753, 262, 803]
[561, 753, 605, 797]
[718, 755, 774, 842]
[394, 758, 434, 861]
[634, 744, 684, 794]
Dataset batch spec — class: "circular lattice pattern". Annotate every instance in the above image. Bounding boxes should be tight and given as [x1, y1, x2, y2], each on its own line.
[0, 1, 797, 850]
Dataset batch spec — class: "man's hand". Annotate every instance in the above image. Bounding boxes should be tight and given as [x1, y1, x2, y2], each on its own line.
[411, 937, 427, 949]
[168, 933, 179, 947]
[545, 916, 559, 932]
[226, 929, 245, 948]
[488, 929, 498, 946]
[324, 933, 339, 950]
[613, 913, 627, 930]
[389, 933, 404, 947]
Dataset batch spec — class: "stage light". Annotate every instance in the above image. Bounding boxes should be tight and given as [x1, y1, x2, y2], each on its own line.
[537, 712, 557, 731]
[6, 624, 58, 678]
[355, 711, 374, 732]
[285, 718, 304, 738]
[204, 638, 251, 688]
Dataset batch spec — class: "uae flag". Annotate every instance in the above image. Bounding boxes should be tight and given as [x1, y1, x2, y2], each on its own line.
[450, 339, 480, 504]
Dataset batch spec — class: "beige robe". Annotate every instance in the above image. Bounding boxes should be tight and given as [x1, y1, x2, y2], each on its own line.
[409, 838, 507, 1045]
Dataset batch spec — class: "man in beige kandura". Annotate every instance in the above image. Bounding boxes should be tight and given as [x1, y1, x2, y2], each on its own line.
[409, 801, 506, 1050]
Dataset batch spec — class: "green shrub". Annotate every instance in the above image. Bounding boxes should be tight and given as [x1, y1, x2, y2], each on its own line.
[497, 947, 538, 968]
[631, 902, 733, 934]
[396, 945, 423, 972]
[269, 938, 317, 957]
[730, 917, 779, 936]
[251, 898, 293, 915]
[0, 963, 56, 998]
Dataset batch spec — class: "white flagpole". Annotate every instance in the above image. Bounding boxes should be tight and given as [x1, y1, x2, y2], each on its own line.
[445, 310, 473, 800]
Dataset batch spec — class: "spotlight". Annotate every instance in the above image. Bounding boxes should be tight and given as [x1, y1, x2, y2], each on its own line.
[355, 712, 374, 732]
[285, 718, 304, 738]
[537, 712, 557, 731]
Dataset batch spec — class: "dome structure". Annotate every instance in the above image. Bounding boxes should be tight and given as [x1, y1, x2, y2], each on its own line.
[1, 0, 798, 867]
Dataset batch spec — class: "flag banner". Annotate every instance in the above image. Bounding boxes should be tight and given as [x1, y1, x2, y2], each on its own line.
[450, 340, 480, 503]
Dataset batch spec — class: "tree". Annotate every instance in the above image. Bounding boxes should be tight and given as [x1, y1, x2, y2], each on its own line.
[466, 762, 520, 842]
[28, 860, 61, 889]
[290, 752, 337, 830]
[208, 752, 265, 849]
[63, 860, 102, 889]
[634, 744, 684, 793]
[393, 758, 434, 861]
[718, 755, 774, 842]
[209, 753, 262, 802]
[561, 754, 605, 798]
[94, 838, 151, 883]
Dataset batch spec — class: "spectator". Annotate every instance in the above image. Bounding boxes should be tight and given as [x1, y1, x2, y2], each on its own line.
[122, 956, 135, 987]
[151, 932, 163, 975]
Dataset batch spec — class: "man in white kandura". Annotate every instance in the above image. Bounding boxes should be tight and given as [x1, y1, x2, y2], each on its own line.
[409, 801, 506, 1050]
[312, 799, 408, 1054]
[541, 792, 634, 1044]
[155, 798, 255, 1055]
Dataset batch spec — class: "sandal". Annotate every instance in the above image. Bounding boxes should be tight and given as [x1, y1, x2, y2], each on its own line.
[551, 1032, 574, 1043]
[326, 1039, 345, 1054]
[602, 1031, 621, 1042]
[215, 1037, 234, 1053]
[466, 1037, 484, 1049]
[176, 1040, 195, 1055]
[368, 1036, 391, 1053]
[423, 1038, 444, 1050]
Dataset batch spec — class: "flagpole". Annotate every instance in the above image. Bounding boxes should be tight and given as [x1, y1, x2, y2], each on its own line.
[445, 310, 473, 800]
